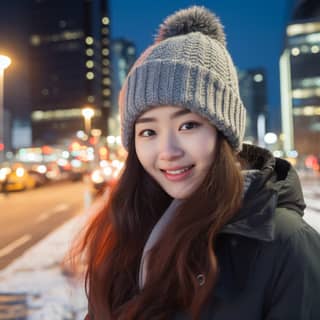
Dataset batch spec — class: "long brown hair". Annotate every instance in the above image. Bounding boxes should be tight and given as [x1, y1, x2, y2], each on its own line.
[75, 132, 243, 319]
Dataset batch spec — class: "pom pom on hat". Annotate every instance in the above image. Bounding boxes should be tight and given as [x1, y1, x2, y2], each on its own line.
[155, 6, 226, 46]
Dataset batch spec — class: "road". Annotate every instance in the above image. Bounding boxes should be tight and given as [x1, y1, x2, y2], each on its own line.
[0, 181, 91, 270]
[0, 171, 318, 271]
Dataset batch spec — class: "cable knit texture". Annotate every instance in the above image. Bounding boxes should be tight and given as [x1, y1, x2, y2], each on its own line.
[119, 6, 246, 151]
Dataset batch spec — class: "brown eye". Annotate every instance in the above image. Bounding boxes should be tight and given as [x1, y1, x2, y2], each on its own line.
[180, 122, 201, 130]
[139, 129, 155, 137]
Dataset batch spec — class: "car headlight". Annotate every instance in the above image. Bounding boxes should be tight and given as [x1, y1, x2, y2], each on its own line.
[16, 167, 25, 177]
[103, 166, 113, 177]
[0, 172, 7, 182]
[91, 170, 104, 184]
[0, 168, 11, 181]
[36, 165, 47, 174]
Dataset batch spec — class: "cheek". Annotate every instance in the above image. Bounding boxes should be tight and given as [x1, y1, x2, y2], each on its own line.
[135, 141, 154, 169]
[187, 136, 216, 161]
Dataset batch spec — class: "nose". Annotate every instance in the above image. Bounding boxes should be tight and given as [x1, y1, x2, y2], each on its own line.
[158, 133, 184, 161]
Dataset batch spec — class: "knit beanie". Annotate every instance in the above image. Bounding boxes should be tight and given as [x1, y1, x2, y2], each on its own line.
[119, 6, 246, 151]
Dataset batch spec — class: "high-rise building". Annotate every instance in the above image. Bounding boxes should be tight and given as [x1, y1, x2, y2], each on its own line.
[0, 0, 31, 151]
[238, 68, 268, 144]
[280, 0, 320, 155]
[110, 38, 136, 135]
[29, 0, 111, 146]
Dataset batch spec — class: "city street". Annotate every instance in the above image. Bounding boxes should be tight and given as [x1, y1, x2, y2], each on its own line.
[0, 181, 90, 269]
[299, 171, 320, 232]
[0, 172, 319, 319]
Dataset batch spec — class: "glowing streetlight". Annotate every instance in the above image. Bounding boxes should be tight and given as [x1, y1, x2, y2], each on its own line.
[0, 55, 11, 161]
[82, 107, 95, 135]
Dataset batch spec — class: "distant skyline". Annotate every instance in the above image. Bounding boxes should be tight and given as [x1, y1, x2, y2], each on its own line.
[110, 0, 297, 132]
[0, 0, 297, 133]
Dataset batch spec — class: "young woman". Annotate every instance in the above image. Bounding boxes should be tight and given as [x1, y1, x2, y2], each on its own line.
[79, 6, 320, 319]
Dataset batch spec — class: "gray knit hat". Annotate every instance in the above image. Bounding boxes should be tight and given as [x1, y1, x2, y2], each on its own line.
[119, 6, 246, 151]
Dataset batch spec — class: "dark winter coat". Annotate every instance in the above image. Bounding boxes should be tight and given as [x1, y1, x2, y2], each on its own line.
[85, 145, 320, 319]
[174, 144, 320, 319]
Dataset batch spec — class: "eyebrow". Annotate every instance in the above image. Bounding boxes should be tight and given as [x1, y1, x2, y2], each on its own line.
[135, 108, 191, 124]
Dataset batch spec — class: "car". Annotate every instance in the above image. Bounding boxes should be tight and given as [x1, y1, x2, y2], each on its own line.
[0, 163, 37, 192]
[89, 160, 123, 194]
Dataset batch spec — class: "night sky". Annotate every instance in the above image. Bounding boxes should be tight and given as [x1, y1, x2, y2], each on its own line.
[110, 0, 296, 132]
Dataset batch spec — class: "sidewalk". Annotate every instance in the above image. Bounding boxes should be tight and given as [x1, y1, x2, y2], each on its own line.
[0, 188, 109, 320]
[0, 213, 87, 320]
[0, 178, 319, 319]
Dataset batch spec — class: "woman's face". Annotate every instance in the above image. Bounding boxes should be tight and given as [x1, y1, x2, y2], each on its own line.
[135, 105, 217, 199]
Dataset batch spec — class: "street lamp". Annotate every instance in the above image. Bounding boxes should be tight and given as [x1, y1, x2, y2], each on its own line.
[81, 107, 95, 136]
[0, 55, 11, 161]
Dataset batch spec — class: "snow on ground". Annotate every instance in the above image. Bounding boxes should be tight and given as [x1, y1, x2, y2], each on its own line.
[0, 190, 109, 320]
[0, 213, 88, 320]
[0, 176, 318, 319]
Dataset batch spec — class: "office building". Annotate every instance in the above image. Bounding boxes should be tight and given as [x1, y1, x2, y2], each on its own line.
[110, 38, 136, 135]
[29, 0, 111, 145]
[280, 0, 320, 155]
[238, 68, 268, 145]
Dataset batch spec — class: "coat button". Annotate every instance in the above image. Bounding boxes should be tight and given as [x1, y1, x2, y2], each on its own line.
[197, 274, 206, 286]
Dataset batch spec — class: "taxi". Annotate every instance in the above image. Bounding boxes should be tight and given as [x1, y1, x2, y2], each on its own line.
[0, 163, 37, 192]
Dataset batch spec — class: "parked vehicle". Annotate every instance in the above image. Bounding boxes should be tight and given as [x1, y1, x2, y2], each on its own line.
[89, 160, 123, 194]
[0, 163, 37, 192]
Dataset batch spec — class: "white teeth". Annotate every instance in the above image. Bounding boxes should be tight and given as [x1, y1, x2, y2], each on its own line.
[165, 167, 191, 175]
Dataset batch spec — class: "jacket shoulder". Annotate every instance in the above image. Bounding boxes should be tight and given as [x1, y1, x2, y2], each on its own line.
[273, 207, 316, 241]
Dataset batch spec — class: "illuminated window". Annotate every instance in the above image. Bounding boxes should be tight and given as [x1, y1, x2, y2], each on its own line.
[101, 27, 109, 35]
[291, 47, 300, 56]
[102, 48, 109, 56]
[103, 89, 111, 96]
[63, 31, 82, 40]
[103, 78, 111, 85]
[32, 108, 102, 121]
[287, 22, 320, 36]
[102, 68, 109, 75]
[311, 45, 320, 54]
[293, 106, 320, 116]
[31, 35, 41, 46]
[119, 59, 126, 68]
[86, 48, 94, 56]
[86, 72, 95, 80]
[85, 36, 94, 45]
[88, 96, 95, 103]
[102, 17, 110, 25]
[128, 47, 135, 55]
[292, 88, 320, 99]
[86, 60, 94, 68]
[305, 33, 320, 44]
[102, 59, 109, 66]
[253, 74, 263, 82]
[300, 77, 320, 88]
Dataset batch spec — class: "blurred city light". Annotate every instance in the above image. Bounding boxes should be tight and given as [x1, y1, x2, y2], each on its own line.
[264, 132, 278, 144]
[0, 55, 11, 70]
[82, 107, 95, 135]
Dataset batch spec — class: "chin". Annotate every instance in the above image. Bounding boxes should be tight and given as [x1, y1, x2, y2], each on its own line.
[164, 187, 193, 200]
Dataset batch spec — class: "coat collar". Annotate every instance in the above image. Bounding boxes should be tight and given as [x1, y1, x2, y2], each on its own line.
[220, 144, 305, 242]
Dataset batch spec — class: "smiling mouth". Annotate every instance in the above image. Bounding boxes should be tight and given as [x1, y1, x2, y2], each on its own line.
[160, 165, 194, 180]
